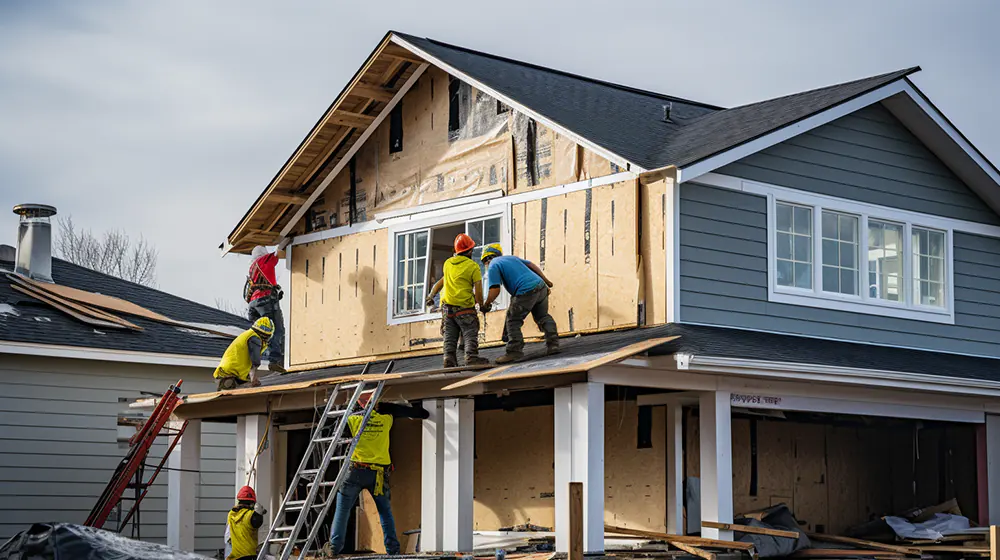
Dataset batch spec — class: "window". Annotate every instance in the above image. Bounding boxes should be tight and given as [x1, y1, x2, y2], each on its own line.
[388, 210, 509, 323]
[766, 191, 953, 323]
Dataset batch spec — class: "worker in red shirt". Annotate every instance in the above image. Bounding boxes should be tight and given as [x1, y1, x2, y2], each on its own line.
[244, 245, 285, 373]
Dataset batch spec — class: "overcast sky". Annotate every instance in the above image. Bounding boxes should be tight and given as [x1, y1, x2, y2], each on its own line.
[0, 0, 997, 313]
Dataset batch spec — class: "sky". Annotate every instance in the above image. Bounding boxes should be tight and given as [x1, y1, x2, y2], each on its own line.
[0, 0, 997, 312]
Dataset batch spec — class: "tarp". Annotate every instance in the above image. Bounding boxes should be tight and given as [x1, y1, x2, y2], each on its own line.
[0, 523, 210, 560]
[735, 504, 811, 558]
[884, 513, 972, 540]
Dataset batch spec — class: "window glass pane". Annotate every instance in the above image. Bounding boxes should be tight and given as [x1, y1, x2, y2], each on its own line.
[840, 214, 857, 243]
[415, 258, 427, 286]
[822, 266, 839, 292]
[794, 235, 811, 262]
[912, 227, 946, 308]
[822, 239, 838, 266]
[467, 220, 484, 245]
[775, 204, 812, 289]
[484, 217, 501, 243]
[841, 269, 856, 296]
[928, 230, 945, 257]
[776, 260, 793, 286]
[776, 204, 792, 232]
[793, 206, 812, 235]
[794, 263, 812, 289]
[868, 220, 904, 303]
[822, 212, 837, 239]
[840, 243, 855, 268]
[820, 211, 857, 295]
[777, 232, 792, 260]
[415, 231, 428, 256]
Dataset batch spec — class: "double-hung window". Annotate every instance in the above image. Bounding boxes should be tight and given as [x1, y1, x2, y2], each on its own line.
[388, 208, 510, 324]
[767, 192, 953, 324]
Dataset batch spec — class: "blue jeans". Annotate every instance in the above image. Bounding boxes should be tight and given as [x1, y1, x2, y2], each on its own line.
[248, 296, 284, 365]
[329, 466, 400, 554]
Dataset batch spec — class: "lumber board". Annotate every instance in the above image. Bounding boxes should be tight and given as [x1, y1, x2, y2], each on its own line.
[913, 545, 989, 554]
[604, 524, 755, 551]
[789, 550, 904, 559]
[705, 522, 797, 539]
[382, 43, 425, 63]
[268, 191, 310, 205]
[569, 482, 583, 560]
[669, 541, 716, 560]
[807, 534, 920, 556]
[350, 83, 394, 102]
[990, 525, 997, 560]
[328, 111, 377, 129]
[11, 283, 131, 331]
[9, 275, 142, 330]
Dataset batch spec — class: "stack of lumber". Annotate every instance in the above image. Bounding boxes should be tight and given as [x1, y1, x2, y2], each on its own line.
[606, 524, 757, 560]
[897, 527, 991, 557]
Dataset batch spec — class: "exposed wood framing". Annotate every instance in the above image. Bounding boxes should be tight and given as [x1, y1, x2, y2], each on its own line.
[328, 111, 377, 128]
[268, 192, 311, 205]
[703, 522, 797, 539]
[351, 83, 394, 102]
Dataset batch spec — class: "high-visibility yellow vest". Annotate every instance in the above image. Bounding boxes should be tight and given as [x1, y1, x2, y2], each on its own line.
[225, 507, 258, 560]
[214, 329, 263, 381]
[347, 411, 393, 465]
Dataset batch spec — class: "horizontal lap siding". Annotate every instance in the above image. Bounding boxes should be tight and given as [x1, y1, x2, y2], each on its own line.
[679, 183, 1000, 357]
[0, 360, 234, 556]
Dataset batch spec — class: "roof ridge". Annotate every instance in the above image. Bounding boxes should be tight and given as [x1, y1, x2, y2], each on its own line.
[392, 31, 725, 111]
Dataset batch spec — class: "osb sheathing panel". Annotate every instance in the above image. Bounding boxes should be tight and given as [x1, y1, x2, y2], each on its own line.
[639, 178, 668, 325]
[356, 418, 422, 552]
[596, 181, 639, 329]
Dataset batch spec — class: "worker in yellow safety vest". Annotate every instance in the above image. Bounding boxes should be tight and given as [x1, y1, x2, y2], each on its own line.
[214, 317, 274, 391]
[225, 485, 266, 560]
[327, 392, 429, 555]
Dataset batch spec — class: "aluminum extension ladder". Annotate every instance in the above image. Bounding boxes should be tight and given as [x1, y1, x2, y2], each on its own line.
[259, 361, 393, 560]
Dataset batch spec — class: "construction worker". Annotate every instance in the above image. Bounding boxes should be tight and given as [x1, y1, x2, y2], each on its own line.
[245, 245, 285, 373]
[328, 392, 429, 555]
[214, 317, 274, 390]
[225, 485, 266, 560]
[480, 244, 559, 363]
[424, 233, 490, 368]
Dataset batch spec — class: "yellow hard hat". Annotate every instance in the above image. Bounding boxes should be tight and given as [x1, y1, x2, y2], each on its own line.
[252, 317, 275, 338]
[481, 243, 503, 262]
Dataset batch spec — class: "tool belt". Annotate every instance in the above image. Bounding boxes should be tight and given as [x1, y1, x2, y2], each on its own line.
[442, 305, 477, 319]
[351, 462, 394, 496]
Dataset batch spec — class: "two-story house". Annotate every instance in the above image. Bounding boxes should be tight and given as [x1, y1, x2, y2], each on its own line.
[164, 31, 1000, 556]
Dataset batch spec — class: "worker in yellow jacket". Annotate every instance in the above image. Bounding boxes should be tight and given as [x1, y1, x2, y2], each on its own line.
[328, 392, 429, 555]
[225, 485, 266, 560]
[214, 317, 274, 391]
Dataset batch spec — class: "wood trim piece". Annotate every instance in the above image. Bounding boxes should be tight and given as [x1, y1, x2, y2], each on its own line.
[329, 111, 377, 128]
[704, 522, 797, 539]
[604, 524, 755, 551]
[268, 192, 311, 205]
[350, 84, 394, 102]
[807, 533, 920, 556]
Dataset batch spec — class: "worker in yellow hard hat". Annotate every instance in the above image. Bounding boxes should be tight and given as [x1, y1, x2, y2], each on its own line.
[214, 317, 274, 390]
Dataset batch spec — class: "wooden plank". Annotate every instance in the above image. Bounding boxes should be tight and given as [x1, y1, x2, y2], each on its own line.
[350, 83, 394, 102]
[328, 111, 376, 129]
[9, 275, 142, 330]
[790, 550, 904, 559]
[569, 482, 583, 560]
[807, 533, 920, 556]
[669, 541, 716, 560]
[914, 545, 989, 554]
[382, 43, 425, 64]
[604, 524, 755, 551]
[991, 525, 997, 560]
[11, 284, 132, 331]
[268, 191, 310, 205]
[704, 522, 797, 539]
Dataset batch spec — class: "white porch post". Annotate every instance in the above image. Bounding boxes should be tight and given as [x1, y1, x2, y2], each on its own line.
[554, 382, 605, 555]
[699, 391, 733, 540]
[421, 399, 445, 552]
[442, 398, 474, 552]
[167, 419, 201, 551]
[666, 402, 684, 535]
[986, 414, 1000, 523]
[237, 414, 274, 532]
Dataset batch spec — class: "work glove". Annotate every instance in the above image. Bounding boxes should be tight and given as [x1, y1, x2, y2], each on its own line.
[425, 296, 435, 307]
[480, 302, 492, 313]
[254, 503, 267, 515]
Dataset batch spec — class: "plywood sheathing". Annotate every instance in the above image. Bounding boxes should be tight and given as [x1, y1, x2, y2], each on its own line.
[639, 176, 669, 325]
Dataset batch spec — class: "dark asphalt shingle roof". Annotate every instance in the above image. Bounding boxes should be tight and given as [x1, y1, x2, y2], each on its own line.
[262, 323, 1000, 387]
[0, 255, 248, 359]
[394, 33, 918, 171]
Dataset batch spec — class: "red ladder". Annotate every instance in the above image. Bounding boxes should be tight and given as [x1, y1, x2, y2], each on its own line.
[85, 380, 187, 530]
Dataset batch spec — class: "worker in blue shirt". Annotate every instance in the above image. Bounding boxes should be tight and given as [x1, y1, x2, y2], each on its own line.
[479, 244, 559, 363]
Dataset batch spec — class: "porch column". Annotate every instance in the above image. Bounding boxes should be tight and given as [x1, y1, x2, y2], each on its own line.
[442, 398, 474, 552]
[666, 402, 684, 535]
[699, 391, 733, 540]
[237, 414, 274, 532]
[167, 419, 201, 551]
[421, 399, 445, 552]
[555, 382, 605, 555]
[986, 414, 1000, 524]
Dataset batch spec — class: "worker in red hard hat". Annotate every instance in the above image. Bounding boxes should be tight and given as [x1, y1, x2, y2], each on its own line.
[225, 485, 266, 560]
[424, 233, 491, 368]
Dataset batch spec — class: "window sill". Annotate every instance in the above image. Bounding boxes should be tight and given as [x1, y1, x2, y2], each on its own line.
[769, 288, 954, 325]
[388, 306, 507, 326]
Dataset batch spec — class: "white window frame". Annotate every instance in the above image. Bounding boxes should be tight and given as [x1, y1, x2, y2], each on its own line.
[764, 190, 955, 325]
[386, 205, 512, 326]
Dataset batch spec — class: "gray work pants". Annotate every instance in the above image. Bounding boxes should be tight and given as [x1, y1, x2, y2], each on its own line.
[442, 305, 480, 362]
[505, 284, 558, 354]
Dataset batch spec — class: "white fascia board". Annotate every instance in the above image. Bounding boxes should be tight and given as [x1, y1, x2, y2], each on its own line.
[695, 172, 1000, 239]
[290, 171, 635, 247]
[391, 35, 642, 174]
[0, 340, 219, 368]
[277, 63, 430, 240]
[675, 81, 909, 184]
[373, 190, 504, 222]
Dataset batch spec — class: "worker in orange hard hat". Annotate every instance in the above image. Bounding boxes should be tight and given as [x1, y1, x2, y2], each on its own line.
[424, 233, 491, 368]
[225, 485, 266, 560]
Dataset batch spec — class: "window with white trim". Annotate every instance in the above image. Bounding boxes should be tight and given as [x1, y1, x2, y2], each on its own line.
[766, 193, 954, 323]
[388, 209, 509, 324]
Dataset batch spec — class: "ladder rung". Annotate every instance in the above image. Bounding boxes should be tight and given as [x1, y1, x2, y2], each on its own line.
[285, 500, 327, 512]
[269, 536, 306, 544]
[300, 469, 320, 477]
[327, 409, 347, 417]
[308, 480, 340, 487]
[272, 526, 296, 533]
[315, 435, 352, 445]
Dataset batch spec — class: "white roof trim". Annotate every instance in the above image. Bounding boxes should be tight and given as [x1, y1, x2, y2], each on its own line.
[390, 35, 643, 174]
[0, 340, 219, 368]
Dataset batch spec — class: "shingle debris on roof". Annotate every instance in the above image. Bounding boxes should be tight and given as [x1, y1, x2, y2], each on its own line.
[0, 255, 248, 359]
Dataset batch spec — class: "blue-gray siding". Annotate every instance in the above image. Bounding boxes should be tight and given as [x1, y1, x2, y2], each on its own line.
[0, 358, 234, 556]
[679, 182, 1000, 357]
[718, 103, 1000, 226]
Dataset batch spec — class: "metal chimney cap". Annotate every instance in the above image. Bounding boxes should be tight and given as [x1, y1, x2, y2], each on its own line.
[13, 204, 57, 218]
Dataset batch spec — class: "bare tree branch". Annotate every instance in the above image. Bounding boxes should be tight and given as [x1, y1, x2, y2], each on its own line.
[55, 216, 158, 287]
[214, 297, 248, 318]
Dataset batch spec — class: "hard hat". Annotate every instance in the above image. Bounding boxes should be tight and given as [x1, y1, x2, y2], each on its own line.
[251, 246, 268, 260]
[237, 485, 257, 502]
[481, 243, 503, 262]
[252, 317, 275, 338]
[454, 233, 476, 254]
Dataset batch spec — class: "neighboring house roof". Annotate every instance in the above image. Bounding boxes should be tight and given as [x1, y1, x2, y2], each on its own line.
[0, 253, 248, 361]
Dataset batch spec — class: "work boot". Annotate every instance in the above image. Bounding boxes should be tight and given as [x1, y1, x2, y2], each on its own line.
[546, 344, 561, 356]
[269, 362, 287, 374]
[443, 356, 458, 368]
[465, 355, 491, 366]
[495, 351, 524, 364]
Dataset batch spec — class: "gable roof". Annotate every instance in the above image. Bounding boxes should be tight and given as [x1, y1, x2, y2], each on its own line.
[0, 252, 248, 362]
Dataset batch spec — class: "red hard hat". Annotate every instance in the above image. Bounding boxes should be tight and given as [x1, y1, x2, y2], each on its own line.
[237, 485, 257, 502]
[454, 233, 476, 254]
